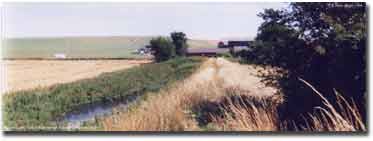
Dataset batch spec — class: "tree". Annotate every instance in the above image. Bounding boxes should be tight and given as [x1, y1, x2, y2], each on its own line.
[245, 2, 367, 128]
[170, 32, 188, 56]
[148, 37, 175, 62]
[217, 41, 225, 48]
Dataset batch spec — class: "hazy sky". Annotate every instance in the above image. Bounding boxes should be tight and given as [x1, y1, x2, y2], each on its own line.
[2, 3, 288, 40]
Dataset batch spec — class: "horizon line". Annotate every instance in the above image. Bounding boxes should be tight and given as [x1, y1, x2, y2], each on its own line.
[3, 34, 255, 41]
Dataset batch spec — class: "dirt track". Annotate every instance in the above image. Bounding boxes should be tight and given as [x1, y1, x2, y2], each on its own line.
[2, 60, 150, 93]
[190, 57, 277, 97]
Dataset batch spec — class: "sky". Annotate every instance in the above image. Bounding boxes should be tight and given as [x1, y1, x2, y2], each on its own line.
[2, 3, 288, 40]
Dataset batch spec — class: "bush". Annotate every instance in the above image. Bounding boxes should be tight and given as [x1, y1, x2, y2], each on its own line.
[149, 37, 176, 62]
[148, 32, 189, 62]
[171, 32, 188, 56]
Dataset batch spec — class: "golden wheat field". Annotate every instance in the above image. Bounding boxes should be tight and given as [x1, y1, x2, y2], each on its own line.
[2, 59, 150, 92]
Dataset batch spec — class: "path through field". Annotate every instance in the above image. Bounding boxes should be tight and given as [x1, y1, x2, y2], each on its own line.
[186, 57, 278, 98]
[104, 57, 280, 130]
[2, 60, 150, 93]
[213, 57, 277, 97]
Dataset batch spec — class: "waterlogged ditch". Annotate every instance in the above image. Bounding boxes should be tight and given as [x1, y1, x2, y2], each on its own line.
[58, 93, 139, 129]
[3, 57, 203, 131]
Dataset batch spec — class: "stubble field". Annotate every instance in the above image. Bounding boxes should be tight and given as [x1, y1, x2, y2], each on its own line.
[3, 59, 151, 92]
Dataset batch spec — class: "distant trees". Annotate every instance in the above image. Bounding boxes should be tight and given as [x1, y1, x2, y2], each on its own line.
[238, 2, 367, 128]
[171, 32, 188, 56]
[217, 41, 225, 48]
[149, 37, 175, 62]
[148, 32, 189, 62]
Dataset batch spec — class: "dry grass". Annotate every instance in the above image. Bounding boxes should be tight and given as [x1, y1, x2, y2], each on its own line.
[102, 83, 223, 131]
[102, 58, 280, 131]
[207, 78, 366, 132]
[296, 78, 366, 131]
[102, 59, 224, 131]
[101, 58, 365, 132]
[201, 92, 282, 131]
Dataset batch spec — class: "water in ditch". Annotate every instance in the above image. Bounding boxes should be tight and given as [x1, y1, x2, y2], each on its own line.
[59, 94, 140, 129]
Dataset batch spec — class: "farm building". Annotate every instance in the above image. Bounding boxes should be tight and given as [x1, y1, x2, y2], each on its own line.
[186, 40, 253, 57]
[218, 41, 254, 48]
[186, 48, 229, 57]
[136, 47, 151, 55]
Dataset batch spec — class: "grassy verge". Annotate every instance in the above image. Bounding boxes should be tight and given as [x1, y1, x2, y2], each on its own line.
[101, 58, 365, 132]
[3, 57, 203, 131]
[194, 79, 365, 132]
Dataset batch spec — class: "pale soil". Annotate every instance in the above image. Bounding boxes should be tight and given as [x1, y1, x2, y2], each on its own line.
[181, 57, 278, 97]
[2, 60, 150, 93]
[104, 58, 280, 131]
[214, 58, 278, 97]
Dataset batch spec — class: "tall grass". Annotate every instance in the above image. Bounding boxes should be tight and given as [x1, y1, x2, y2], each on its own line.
[102, 59, 227, 131]
[194, 90, 282, 131]
[295, 78, 366, 131]
[206, 78, 366, 132]
[102, 70, 365, 132]
[101, 58, 283, 131]
[3, 57, 202, 131]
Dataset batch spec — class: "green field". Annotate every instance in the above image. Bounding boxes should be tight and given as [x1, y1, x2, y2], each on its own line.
[2, 36, 216, 59]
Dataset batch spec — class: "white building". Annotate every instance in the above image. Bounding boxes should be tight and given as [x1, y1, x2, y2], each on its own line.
[54, 53, 66, 59]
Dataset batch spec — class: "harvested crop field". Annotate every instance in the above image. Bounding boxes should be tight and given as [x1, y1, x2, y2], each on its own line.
[2, 59, 151, 92]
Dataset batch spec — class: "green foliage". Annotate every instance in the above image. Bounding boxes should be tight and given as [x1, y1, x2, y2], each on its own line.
[239, 2, 367, 129]
[148, 32, 189, 62]
[3, 58, 202, 131]
[218, 52, 233, 58]
[149, 37, 176, 62]
[171, 32, 189, 56]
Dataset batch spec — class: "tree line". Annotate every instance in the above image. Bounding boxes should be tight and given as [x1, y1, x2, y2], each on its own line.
[148, 32, 189, 62]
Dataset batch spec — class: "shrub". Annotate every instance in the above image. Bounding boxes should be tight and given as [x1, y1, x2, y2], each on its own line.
[149, 37, 176, 62]
[171, 32, 188, 56]
[148, 32, 189, 62]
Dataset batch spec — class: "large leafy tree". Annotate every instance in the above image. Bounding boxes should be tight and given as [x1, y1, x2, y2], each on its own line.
[247, 2, 367, 127]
